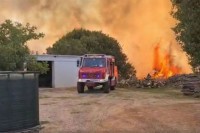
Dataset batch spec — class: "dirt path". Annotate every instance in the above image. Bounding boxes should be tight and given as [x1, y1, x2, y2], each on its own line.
[39, 88, 200, 133]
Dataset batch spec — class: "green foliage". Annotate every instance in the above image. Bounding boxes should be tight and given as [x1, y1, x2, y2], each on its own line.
[47, 29, 136, 79]
[0, 19, 48, 73]
[0, 20, 44, 45]
[26, 56, 49, 74]
[171, 0, 200, 67]
[0, 44, 29, 71]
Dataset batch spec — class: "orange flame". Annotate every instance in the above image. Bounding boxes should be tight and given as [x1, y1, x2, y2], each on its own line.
[153, 44, 182, 78]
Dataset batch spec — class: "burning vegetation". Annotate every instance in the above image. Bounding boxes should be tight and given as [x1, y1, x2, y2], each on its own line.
[152, 44, 182, 79]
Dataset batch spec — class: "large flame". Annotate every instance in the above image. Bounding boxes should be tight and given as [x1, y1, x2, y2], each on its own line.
[153, 44, 182, 78]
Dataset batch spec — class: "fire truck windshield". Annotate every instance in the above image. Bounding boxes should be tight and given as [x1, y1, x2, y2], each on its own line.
[82, 58, 106, 67]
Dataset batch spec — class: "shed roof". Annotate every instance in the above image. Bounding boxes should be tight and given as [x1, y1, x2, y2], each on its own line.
[34, 54, 80, 62]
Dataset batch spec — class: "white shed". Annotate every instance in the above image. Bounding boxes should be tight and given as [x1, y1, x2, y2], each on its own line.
[35, 55, 80, 88]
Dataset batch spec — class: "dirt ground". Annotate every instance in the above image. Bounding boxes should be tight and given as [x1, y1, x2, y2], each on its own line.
[39, 87, 200, 133]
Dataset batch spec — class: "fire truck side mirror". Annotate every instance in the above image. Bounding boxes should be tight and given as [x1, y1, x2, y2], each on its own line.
[77, 60, 80, 67]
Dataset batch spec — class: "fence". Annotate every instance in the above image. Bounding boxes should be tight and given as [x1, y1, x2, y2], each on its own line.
[0, 72, 39, 132]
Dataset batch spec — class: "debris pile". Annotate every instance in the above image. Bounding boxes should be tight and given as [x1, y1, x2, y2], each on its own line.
[117, 76, 137, 88]
[136, 78, 166, 88]
[165, 74, 200, 97]
[166, 74, 200, 87]
[182, 81, 200, 97]
[118, 73, 200, 97]
[118, 74, 167, 88]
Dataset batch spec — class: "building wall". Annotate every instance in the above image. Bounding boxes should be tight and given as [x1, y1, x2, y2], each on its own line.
[53, 60, 79, 88]
[35, 55, 80, 88]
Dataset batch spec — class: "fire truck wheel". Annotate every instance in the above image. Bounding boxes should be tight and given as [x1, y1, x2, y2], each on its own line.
[77, 82, 84, 93]
[110, 79, 116, 90]
[110, 86, 115, 90]
[88, 87, 94, 91]
[103, 82, 110, 93]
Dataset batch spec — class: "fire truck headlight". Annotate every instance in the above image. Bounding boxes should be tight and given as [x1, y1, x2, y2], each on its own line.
[96, 74, 100, 78]
[82, 74, 87, 78]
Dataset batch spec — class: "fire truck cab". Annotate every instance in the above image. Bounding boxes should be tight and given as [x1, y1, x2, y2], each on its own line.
[77, 54, 118, 93]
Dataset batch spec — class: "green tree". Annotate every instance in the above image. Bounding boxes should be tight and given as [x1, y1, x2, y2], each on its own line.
[0, 19, 48, 73]
[171, 0, 200, 68]
[47, 29, 136, 79]
[26, 56, 49, 73]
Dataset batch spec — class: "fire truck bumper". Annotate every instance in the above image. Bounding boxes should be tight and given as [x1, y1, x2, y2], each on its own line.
[78, 79, 108, 84]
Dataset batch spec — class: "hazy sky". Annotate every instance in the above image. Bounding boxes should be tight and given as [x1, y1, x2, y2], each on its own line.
[0, 0, 192, 77]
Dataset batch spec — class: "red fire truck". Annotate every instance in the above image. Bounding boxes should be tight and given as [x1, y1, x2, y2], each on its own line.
[77, 54, 118, 93]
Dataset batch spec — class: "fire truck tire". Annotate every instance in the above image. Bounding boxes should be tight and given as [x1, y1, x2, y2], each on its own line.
[88, 87, 94, 91]
[77, 82, 84, 93]
[110, 79, 116, 90]
[110, 86, 115, 90]
[103, 82, 110, 93]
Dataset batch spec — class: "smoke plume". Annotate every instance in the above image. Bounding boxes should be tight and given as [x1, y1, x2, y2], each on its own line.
[0, 0, 192, 77]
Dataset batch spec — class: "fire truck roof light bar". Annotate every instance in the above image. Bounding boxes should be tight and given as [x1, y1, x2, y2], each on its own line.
[84, 54, 106, 57]
[83, 54, 114, 60]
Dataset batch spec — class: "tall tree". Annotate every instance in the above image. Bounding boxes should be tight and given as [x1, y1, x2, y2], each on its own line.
[47, 29, 136, 79]
[171, 0, 200, 68]
[0, 20, 48, 73]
